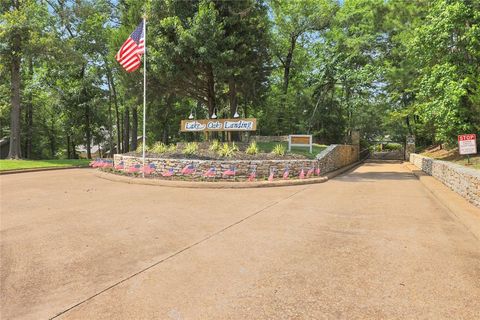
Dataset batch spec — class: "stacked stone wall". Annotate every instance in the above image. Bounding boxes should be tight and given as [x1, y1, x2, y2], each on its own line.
[410, 153, 480, 207]
[316, 144, 359, 173]
[113, 144, 359, 180]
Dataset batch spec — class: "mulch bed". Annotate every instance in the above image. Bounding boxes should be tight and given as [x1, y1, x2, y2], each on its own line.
[123, 151, 309, 161]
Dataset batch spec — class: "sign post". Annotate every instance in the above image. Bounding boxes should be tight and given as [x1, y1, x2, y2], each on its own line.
[288, 135, 313, 153]
[458, 134, 477, 165]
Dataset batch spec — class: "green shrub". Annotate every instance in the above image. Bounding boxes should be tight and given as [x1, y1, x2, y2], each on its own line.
[217, 143, 237, 158]
[150, 142, 177, 153]
[384, 143, 403, 151]
[151, 142, 167, 153]
[271, 144, 286, 156]
[246, 141, 259, 155]
[209, 139, 221, 152]
[183, 142, 198, 155]
[136, 142, 149, 153]
[369, 143, 403, 152]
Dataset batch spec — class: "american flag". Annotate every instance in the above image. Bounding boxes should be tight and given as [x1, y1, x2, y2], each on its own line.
[161, 168, 174, 177]
[91, 159, 105, 168]
[114, 161, 125, 170]
[203, 167, 216, 178]
[268, 169, 275, 182]
[128, 164, 141, 173]
[283, 167, 289, 179]
[306, 167, 314, 178]
[116, 20, 145, 72]
[315, 167, 321, 176]
[248, 169, 256, 182]
[142, 163, 156, 175]
[222, 166, 236, 177]
[105, 161, 114, 168]
[299, 169, 305, 179]
[181, 164, 196, 175]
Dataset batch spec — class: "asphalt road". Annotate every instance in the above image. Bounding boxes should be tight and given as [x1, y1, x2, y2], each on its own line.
[1, 163, 479, 319]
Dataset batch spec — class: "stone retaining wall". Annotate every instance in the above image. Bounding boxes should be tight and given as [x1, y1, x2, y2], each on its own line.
[113, 144, 359, 179]
[316, 144, 359, 173]
[410, 153, 480, 207]
[114, 155, 317, 179]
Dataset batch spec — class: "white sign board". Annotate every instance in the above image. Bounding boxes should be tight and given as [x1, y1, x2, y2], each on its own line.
[458, 134, 477, 155]
[288, 135, 312, 153]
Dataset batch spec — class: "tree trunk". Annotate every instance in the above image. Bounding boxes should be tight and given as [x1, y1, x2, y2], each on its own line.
[107, 101, 114, 157]
[106, 65, 121, 154]
[85, 102, 91, 159]
[283, 34, 297, 96]
[67, 134, 71, 159]
[25, 57, 34, 159]
[49, 115, 56, 158]
[162, 127, 169, 144]
[25, 97, 33, 158]
[162, 95, 174, 144]
[206, 64, 216, 117]
[71, 140, 76, 159]
[8, 30, 22, 159]
[79, 65, 92, 159]
[131, 105, 138, 151]
[344, 83, 353, 143]
[106, 69, 114, 157]
[229, 77, 237, 116]
[228, 77, 239, 141]
[405, 116, 413, 136]
[123, 107, 130, 152]
[277, 34, 297, 135]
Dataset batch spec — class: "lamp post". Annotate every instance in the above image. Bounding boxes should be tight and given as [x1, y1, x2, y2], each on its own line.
[211, 108, 217, 119]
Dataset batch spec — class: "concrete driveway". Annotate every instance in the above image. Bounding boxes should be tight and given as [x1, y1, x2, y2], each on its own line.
[1, 163, 479, 319]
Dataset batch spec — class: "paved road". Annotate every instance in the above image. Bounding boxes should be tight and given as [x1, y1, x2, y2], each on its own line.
[1, 163, 479, 319]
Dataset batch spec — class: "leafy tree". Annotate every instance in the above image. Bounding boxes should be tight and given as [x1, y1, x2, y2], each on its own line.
[1, 0, 478, 159]
[1, 0, 51, 158]
[409, 0, 480, 145]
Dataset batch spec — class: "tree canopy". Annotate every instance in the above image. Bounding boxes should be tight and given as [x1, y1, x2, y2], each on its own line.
[1, 0, 479, 159]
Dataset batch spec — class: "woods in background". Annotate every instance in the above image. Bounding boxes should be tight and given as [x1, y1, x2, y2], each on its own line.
[1, 0, 479, 159]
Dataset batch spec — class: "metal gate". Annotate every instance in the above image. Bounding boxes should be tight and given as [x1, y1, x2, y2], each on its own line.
[368, 140, 406, 160]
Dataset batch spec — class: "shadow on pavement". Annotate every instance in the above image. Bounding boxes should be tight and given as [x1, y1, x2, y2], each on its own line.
[336, 171, 416, 182]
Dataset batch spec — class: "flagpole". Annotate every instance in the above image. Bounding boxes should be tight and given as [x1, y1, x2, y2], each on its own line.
[142, 16, 147, 178]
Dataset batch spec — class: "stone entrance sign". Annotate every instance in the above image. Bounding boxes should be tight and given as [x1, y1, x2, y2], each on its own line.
[180, 118, 257, 132]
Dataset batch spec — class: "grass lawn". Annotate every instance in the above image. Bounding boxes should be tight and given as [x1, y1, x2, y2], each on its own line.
[451, 156, 480, 170]
[257, 142, 327, 159]
[0, 159, 90, 171]
[421, 147, 480, 170]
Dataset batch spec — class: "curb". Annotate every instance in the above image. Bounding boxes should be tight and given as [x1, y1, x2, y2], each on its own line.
[95, 171, 328, 189]
[364, 159, 404, 164]
[95, 160, 364, 189]
[0, 166, 90, 175]
[404, 162, 480, 241]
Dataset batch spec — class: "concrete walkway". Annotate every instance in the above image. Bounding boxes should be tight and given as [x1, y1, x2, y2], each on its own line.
[1, 163, 479, 319]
